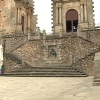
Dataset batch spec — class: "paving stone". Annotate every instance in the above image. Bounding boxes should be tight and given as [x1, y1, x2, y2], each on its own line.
[0, 76, 99, 100]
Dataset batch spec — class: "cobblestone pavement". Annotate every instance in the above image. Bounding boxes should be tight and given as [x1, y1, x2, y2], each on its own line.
[0, 76, 100, 100]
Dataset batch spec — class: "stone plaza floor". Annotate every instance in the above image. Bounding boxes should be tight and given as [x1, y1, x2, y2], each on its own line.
[0, 76, 100, 100]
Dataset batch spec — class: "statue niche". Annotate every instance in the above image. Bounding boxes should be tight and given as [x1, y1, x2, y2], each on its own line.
[50, 49, 57, 57]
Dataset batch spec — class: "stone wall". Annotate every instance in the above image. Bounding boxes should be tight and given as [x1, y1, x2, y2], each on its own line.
[80, 29, 100, 44]
[74, 53, 95, 75]
[12, 36, 98, 75]
[3, 56, 21, 73]
[13, 40, 44, 67]
[2, 34, 28, 53]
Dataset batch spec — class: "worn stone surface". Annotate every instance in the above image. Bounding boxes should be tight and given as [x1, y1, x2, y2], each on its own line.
[13, 40, 44, 66]
[74, 54, 95, 75]
[3, 57, 21, 73]
[80, 29, 100, 44]
[0, 76, 100, 100]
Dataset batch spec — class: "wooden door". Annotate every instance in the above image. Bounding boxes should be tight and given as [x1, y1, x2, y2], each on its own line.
[66, 9, 78, 32]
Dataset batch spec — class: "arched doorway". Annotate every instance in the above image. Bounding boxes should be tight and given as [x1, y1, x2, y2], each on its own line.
[66, 9, 78, 32]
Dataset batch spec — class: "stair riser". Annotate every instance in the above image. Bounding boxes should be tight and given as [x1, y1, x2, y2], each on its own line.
[7, 73, 85, 75]
[12, 70, 78, 72]
[7, 66, 87, 77]
[13, 68, 75, 72]
[3, 75, 87, 77]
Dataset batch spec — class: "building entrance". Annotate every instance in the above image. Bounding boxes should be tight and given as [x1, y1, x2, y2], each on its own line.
[66, 9, 78, 32]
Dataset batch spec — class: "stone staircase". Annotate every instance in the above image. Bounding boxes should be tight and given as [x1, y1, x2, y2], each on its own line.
[4, 66, 87, 77]
[3, 53, 87, 77]
[4, 32, 100, 77]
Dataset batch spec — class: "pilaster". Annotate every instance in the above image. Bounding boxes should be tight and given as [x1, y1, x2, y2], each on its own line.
[81, 5, 84, 22]
[56, 3, 59, 25]
[58, 3, 62, 25]
[84, 4, 87, 22]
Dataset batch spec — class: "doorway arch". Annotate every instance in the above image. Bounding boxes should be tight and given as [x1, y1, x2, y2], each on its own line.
[66, 9, 78, 32]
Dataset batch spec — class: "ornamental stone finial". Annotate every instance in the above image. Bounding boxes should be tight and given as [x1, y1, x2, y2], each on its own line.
[37, 27, 40, 34]
[43, 29, 46, 39]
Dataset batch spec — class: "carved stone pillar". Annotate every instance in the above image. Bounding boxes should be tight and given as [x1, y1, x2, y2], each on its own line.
[17, 8, 20, 23]
[78, 14, 81, 24]
[19, 8, 21, 24]
[81, 5, 84, 22]
[84, 4, 87, 22]
[56, 3, 59, 25]
[28, 14, 30, 28]
[43, 30, 46, 40]
[59, 6, 62, 24]
[27, 14, 28, 28]
[16, 7, 22, 33]
[17, 7, 21, 24]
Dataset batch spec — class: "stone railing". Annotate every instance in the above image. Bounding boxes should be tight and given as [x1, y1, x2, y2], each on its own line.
[72, 33, 100, 74]
[2, 33, 28, 53]
[80, 28, 100, 44]
[10, 37, 28, 52]
[75, 27, 100, 64]
[73, 44, 98, 63]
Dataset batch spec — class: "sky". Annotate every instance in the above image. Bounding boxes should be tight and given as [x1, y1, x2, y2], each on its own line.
[34, 0, 100, 33]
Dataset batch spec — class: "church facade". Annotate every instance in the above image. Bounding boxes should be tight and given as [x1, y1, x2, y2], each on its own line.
[52, 0, 94, 36]
[0, 0, 37, 35]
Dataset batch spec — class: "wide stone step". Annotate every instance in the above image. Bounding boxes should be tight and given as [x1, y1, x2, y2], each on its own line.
[6, 66, 87, 77]
[12, 66, 75, 72]
[17, 66, 73, 69]
[6, 71, 85, 75]
[12, 68, 78, 72]
[12, 70, 78, 73]
[3, 74, 87, 77]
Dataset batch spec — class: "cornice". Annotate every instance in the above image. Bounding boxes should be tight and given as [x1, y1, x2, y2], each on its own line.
[14, 0, 33, 9]
[53, 0, 80, 3]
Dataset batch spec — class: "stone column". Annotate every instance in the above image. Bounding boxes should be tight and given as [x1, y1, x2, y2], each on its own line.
[17, 8, 20, 24]
[84, 4, 87, 22]
[78, 14, 81, 24]
[19, 8, 21, 24]
[27, 14, 28, 28]
[28, 14, 30, 28]
[37, 27, 40, 39]
[56, 3, 59, 25]
[81, 5, 84, 22]
[59, 6, 62, 24]
[77, 14, 81, 36]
